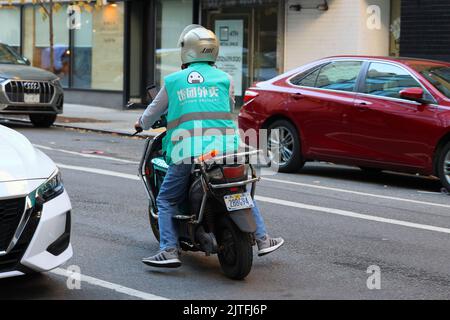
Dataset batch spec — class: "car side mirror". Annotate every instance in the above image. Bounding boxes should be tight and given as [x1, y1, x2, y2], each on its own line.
[399, 87, 426, 104]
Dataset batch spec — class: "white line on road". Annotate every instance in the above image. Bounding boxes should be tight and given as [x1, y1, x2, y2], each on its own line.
[255, 195, 450, 235]
[41, 142, 448, 209]
[50, 268, 168, 300]
[56, 163, 140, 180]
[261, 177, 450, 209]
[35, 144, 140, 164]
[57, 162, 450, 235]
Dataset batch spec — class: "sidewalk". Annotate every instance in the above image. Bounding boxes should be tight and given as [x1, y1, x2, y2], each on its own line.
[55, 103, 238, 137]
[55, 103, 161, 137]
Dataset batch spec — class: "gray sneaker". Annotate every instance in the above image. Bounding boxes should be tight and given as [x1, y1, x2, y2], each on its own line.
[142, 248, 181, 268]
[256, 236, 285, 257]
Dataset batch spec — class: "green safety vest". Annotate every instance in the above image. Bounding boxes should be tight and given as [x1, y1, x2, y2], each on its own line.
[163, 62, 240, 164]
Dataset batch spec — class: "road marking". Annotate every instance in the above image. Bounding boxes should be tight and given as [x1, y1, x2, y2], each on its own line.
[417, 190, 443, 195]
[57, 162, 450, 235]
[51, 268, 168, 300]
[261, 177, 450, 209]
[255, 195, 450, 234]
[39, 143, 448, 209]
[35, 144, 139, 164]
[56, 163, 140, 180]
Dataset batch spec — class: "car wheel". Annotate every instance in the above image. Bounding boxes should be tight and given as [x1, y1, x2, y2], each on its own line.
[29, 114, 57, 128]
[267, 120, 304, 173]
[437, 142, 450, 192]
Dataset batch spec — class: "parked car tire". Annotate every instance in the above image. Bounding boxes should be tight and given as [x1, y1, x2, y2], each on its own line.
[267, 120, 305, 173]
[29, 114, 57, 127]
[437, 142, 450, 192]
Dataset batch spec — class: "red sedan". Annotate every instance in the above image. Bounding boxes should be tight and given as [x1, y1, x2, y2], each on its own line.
[238, 56, 450, 191]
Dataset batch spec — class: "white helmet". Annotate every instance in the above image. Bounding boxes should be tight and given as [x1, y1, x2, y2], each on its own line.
[178, 24, 219, 65]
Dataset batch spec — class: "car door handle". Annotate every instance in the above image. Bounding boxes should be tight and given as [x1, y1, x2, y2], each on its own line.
[355, 101, 372, 110]
[291, 93, 303, 100]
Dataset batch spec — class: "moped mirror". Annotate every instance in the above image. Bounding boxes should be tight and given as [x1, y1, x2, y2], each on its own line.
[146, 85, 158, 101]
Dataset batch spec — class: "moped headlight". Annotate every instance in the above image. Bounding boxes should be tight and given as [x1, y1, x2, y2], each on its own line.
[33, 169, 64, 204]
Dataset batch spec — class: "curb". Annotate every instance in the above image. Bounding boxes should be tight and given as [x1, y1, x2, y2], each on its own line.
[53, 122, 158, 138]
[0, 117, 158, 139]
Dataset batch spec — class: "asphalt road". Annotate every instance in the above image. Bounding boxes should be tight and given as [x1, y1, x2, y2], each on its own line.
[1, 121, 450, 300]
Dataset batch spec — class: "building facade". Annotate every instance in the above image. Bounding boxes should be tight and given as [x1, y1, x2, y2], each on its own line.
[0, 0, 437, 110]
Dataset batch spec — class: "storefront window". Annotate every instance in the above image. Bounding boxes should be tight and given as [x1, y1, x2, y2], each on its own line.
[0, 6, 21, 53]
[21, 3, 124, 91]
[22, 4, 70, 87]
[73, 3, 124, 90]
[155, 0, 193, 88]
[390, 0, 401, 57]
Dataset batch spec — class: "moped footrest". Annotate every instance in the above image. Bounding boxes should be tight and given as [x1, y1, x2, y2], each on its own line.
[173, 215, 194, 220]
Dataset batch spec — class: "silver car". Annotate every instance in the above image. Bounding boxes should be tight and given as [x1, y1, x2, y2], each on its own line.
[0, 43, 63, 127]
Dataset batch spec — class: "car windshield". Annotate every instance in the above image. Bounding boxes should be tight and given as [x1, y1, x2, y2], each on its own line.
[412, 63, 450, 99]
[0, 44, 27, 65]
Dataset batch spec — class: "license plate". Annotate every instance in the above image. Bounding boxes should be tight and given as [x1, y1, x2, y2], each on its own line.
[224, 193, 254, 212]
[24, 94, 40, 104]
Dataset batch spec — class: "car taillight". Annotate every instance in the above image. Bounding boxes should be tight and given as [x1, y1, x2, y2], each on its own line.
[243, 90, 259, 103]
[145, 164, 152, 176]
[223, 165, 246, 179]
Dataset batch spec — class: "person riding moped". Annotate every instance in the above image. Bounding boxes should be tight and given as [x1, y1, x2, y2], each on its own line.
[135, 24, 284, 268]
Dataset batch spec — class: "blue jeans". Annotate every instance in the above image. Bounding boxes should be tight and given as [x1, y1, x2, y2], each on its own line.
[156, 164, 268, 251]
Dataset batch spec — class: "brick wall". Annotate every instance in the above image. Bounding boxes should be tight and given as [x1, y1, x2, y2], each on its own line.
[400, 0, 450, 62]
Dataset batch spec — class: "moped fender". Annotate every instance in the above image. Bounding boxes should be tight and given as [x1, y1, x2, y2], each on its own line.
[229, 209, 257, 233]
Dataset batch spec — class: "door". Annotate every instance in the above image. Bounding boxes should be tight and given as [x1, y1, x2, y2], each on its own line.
[289, 61, 363, 160]
[203, 1, 280, 108]
[350, 61, 440, 170]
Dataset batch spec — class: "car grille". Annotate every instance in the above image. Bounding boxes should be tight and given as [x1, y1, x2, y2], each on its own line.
[0, 198, 25, 252]
[4, 106, 55, 112]
[4, 80, 55, 103]
[0, 200, 41, 273]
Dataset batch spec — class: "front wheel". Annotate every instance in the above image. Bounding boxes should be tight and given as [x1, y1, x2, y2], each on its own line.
[217, 217, 253, 280]
[437, 142, 450, 192]
[29, 114, 57, 127]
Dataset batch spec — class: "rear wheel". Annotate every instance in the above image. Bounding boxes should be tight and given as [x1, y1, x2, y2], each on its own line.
[437, 142, 450, 192]
[29, 114, 57, 127]
[217, 217, 253, 280]
[267, 120, 304, 173]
